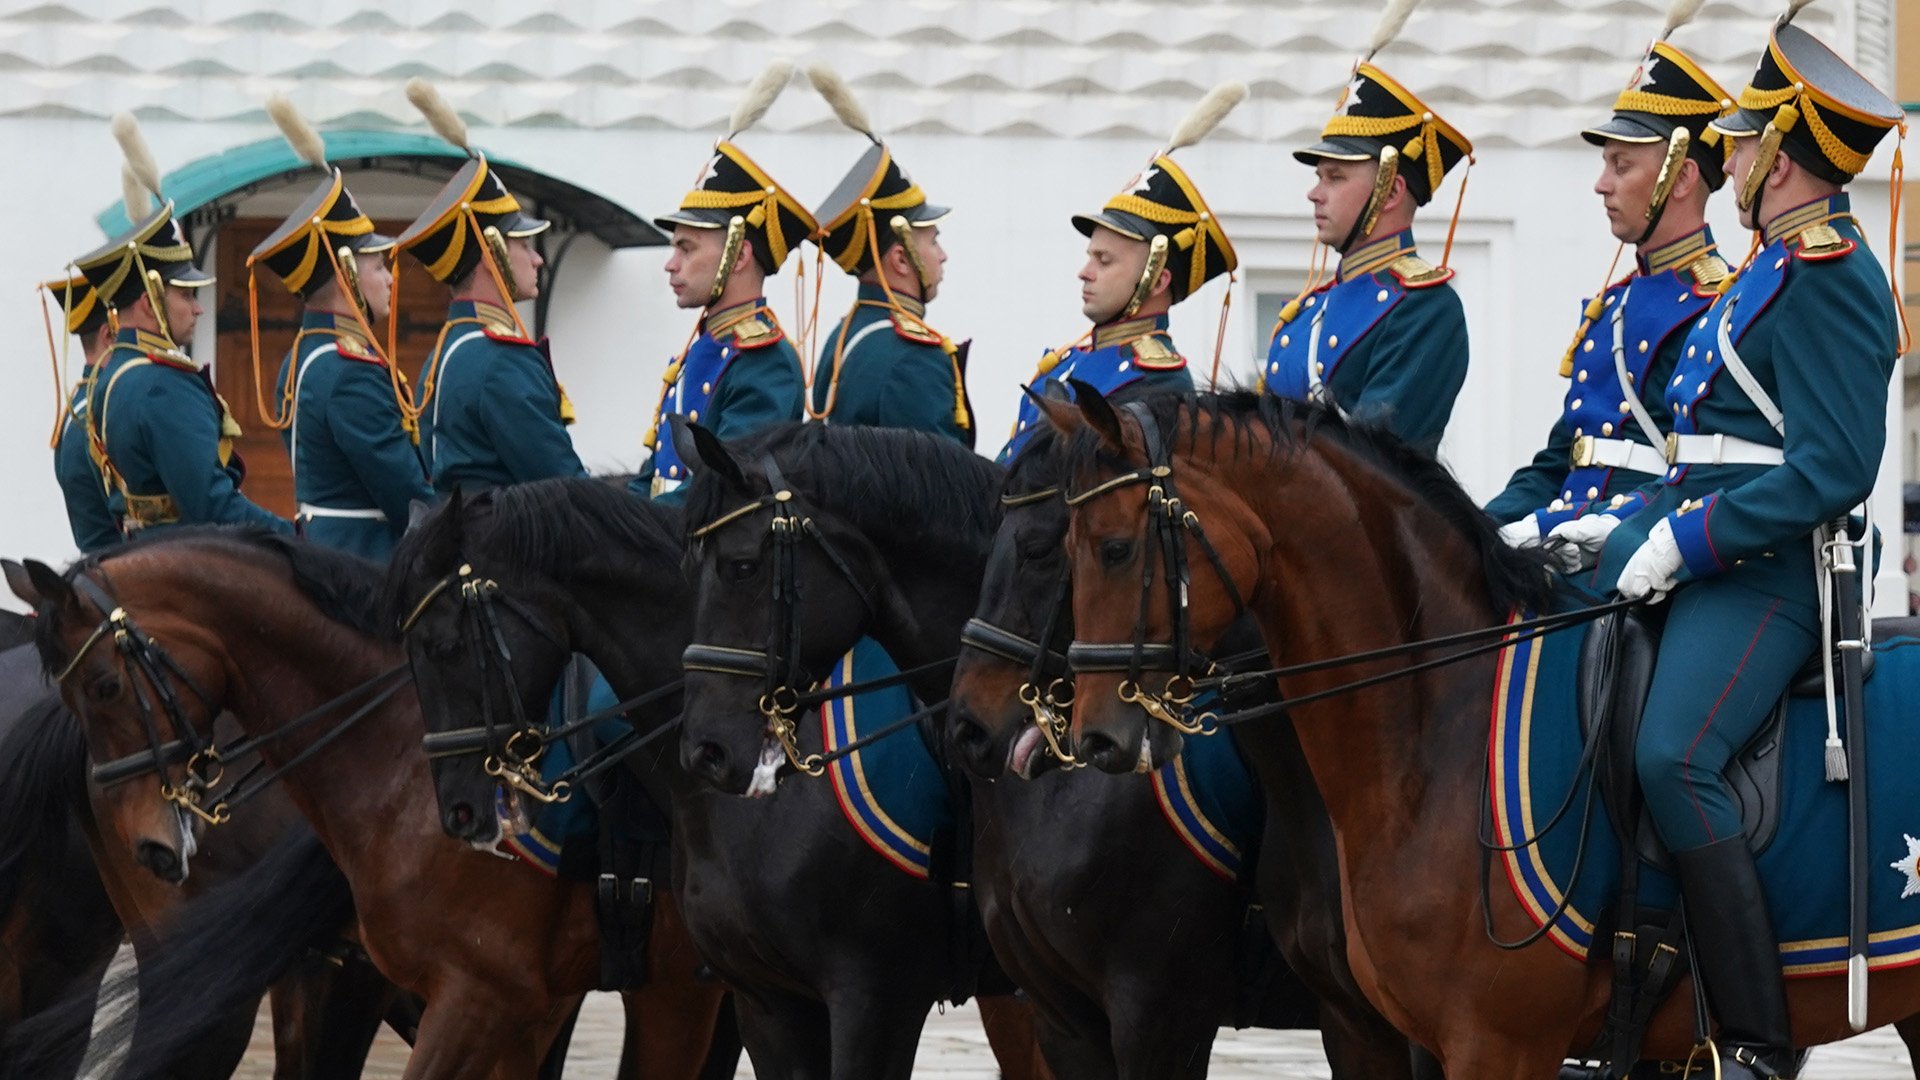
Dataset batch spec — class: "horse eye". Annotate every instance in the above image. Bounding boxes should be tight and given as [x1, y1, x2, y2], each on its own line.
[1099, 539, 1134, 568]
[89, 676, 121, 703]
[726, 558, 759, 582]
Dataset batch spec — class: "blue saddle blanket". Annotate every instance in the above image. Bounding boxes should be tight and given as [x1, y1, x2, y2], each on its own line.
[1492, 613, 1920, 976]
[1153, 726, 1261, 881]
[821, 637, 955, 879]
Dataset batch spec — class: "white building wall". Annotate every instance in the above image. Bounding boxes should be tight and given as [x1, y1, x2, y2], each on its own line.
[0, 0, 1905, 610]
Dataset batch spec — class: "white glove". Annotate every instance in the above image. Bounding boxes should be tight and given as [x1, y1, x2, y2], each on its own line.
[1498, 518, 1541, 548]
[1615, 518, 1683, 601]
[1545, 513, 1623, 572]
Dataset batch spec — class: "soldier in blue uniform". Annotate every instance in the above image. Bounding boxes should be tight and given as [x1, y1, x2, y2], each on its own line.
[636, 62, 814, 499]
[250, 96, 432, 561]
[1261, 44, 1473, 455]
[42, 271, 120, 552]
[805, 64, 972, 447]
[397, 79, 585, 496]
[1555, 16, 1903, 1077]
[74, 120, 289, 538]
[1487, 30, 1736, 542]
[998, 82, 1247, 464]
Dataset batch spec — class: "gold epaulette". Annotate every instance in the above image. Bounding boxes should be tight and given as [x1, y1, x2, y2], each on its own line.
[730, 311, 782, 348]
[1683, 252, 1731, 294]
[1388, 254, 1453, 288]
[1129, 334, 1184, 370]
[1792, 223, 1852, 260]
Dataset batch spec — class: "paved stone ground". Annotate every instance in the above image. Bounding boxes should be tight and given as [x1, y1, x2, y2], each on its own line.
[234, 992, 1914, 1077]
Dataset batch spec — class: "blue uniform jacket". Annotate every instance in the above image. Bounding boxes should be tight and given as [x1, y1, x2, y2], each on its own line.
[812, 284, 972, 447]
[1592, 196, 1899, 607]
[84, 328, 288, 536]
[1486, 228, 1729, 532]
[1262, 230, 1469, 454]
[274, 311, 434, 561]
[998, 313, 1194, 464]
[636, 297, 804, 498]
[55, 373, 120, 553]
[420, 300, 586, 495]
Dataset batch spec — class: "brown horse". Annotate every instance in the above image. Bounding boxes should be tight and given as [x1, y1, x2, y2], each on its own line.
[1040, 387, 1920, 1077]
[4, 531, 729, 1080]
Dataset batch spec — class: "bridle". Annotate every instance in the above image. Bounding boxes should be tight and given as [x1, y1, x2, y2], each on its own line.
[957, 484, 1078, 765]
[1061, 401, 1249, 735]
[681, 454, 950, 778]
[56, 570, 410, 826]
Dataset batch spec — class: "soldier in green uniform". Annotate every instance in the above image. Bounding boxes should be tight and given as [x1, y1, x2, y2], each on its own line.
[1487, 25, 1736, 541]
[251, 95, 432, 561]
[805, 64, 972, 447]
[397, 79, 585, 495]
[42, 271, 119, 553]
[1261, 31, 1473, 455]
[73, 118, 288, 538]
[636, 62, 814, 499]
[998, 83, 1247, 464]
[1554, 14, 1904, 1076]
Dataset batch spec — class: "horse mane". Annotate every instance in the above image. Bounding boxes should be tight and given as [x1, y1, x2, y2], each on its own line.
[684, 422, 1005, 565]
[482, 477, 684, 570]
[1063, 390, 1558, 615]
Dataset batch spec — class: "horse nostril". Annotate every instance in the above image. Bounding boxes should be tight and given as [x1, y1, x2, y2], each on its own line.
[1077, 731, 1124, 771]
[445, 802, 475, 836]
[137, 840, 183, 883]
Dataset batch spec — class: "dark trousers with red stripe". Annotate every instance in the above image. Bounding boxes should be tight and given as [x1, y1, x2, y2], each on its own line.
[1635, 579, 1819, 854]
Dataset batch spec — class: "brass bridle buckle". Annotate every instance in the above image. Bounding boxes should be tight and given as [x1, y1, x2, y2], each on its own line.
[1117, 674, 1212, 736]
[1018, 679, 1081, 767]
[162, 747, 233, 826]
[758, 686, 825, 777]
[485, 753, 572, 805]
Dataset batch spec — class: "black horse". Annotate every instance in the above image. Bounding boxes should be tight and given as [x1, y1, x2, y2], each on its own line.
[942, 423, 1441, 1078]
[386, 475, 1048, 1080]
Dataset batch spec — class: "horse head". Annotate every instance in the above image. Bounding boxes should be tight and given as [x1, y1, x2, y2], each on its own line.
[5, 554, 227, 884]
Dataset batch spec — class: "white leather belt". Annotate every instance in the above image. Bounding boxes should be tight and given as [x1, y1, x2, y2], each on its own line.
[1664, 433, 1784, 467]
[1570, 435, 1667, 475]
[297, 503, 388, 521]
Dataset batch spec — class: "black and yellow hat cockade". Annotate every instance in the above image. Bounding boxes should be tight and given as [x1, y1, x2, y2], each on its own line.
[1295, 63, 1472, 208]
[655, 140, 817, 275]
[1073, 82, 1246, 311]
[1713, 21, 1902, 187]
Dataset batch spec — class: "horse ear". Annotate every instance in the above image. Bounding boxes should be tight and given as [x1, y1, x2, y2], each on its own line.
[1065, 378, 1127, 453]
[1026, 384, 1084, 439]
[5, 559, 68, 611]
[673, 415, 749, 491]
[405, 498, 435, 532]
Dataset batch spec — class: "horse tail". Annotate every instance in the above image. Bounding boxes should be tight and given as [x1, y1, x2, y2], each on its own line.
[0, 830, 355, 1080]
[0, 694, 89, 918]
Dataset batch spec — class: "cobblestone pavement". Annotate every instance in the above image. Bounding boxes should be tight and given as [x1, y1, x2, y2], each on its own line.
[234, 993, 1913, 1077]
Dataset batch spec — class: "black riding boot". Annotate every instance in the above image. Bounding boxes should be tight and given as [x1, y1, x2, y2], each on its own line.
[1674, 837, 1796, 1079]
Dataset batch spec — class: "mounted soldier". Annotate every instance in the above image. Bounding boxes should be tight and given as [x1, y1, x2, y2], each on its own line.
[397, 78, 586, 496]
[636, 61, 814, 500]
[1553, 5, 1904, 1074]
[41, 270, 119, 553]
[73, 116, 288, 539]
[997, 81, 1246, 465]
[1261, 0, 1472, 455]
[804, 63, 973, 448]
[1488, 7, 1735, 544]
[248, 94, 431, 561]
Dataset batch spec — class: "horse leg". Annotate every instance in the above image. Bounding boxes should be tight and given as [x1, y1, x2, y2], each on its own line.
[1103, 986, 1216, 1080]
[977, 992, 1056, 1080]
[821, 988, 931, 1080]
[536, 1002, 581, 1080]
[695, 995, 745, 1080]
[271, 949, 396, 1080]
[1317, 998, 1420, 1080]
[734, 989, 830, 1080]
[1435, 1036, 1565, 1080]
[402, 985, 575, 1080]
[613, 983, 733, 1080]
[1895, 1014, 1920, 1078]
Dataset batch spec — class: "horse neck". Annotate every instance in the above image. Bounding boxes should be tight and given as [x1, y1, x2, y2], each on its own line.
[869, 526, 992, 698]
[566, 552, 693, 723]
[1236, 438, 1499, 838]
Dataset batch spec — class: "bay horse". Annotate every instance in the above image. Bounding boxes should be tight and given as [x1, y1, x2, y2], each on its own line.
[385, 474, 1050, 1080]
[944, 422, 1434, 1079]
[0, 639, 405, 1080]
[3, 531, 730, 1080]
[1041, 386, 1920, 1076]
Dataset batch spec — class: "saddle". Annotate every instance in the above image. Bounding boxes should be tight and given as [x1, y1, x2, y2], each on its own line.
[1576, 608, 1909, 872]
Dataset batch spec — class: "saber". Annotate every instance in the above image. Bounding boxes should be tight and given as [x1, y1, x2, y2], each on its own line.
[1828, 519, 1871, 1029]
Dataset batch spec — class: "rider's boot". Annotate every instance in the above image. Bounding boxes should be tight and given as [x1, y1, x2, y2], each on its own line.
[1675, 837, 1797, 1079]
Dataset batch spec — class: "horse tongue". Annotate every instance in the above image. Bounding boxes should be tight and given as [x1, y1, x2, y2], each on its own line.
[1011, 725, 1046, 780]
[747, 738, 782, 798]
[1133, 726, 1154, 775]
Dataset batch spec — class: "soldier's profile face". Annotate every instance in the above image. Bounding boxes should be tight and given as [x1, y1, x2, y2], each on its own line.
[1306, 159, 1372, 248]
[506, 237, 543, 302]
[1078, 225, 1148, 323]
[1592, 141, 1664, 243]
[1726, 135, 1764, 230]
[355, 253, 394, 321]
[911, 225, 946, 301]
[163, 284, 201, 342]
[665, 225, 725, 309]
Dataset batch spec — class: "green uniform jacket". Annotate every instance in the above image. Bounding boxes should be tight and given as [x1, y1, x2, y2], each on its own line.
[55, 375, 120, 553]
[812, 284, 971, 446]
[1592, 197, 1898, 607]
[1261, 230, 1468, 454]
[274, 311, 435, 561]
[420, 300, 586, 495]
[84, 328, 289, 536]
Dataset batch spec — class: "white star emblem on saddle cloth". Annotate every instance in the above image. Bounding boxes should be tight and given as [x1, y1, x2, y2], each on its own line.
[1891, 833, 1920, 900]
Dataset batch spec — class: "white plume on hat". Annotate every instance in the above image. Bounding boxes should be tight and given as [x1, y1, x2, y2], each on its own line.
[727, 60, 796, 140]
[406, 77, 471, 154]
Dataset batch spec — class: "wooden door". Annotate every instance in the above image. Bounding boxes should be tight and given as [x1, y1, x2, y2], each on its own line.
[210, 218, 449, 516]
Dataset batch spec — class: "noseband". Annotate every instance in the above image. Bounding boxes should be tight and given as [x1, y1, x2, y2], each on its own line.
[1062, 401, 1248, 734]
